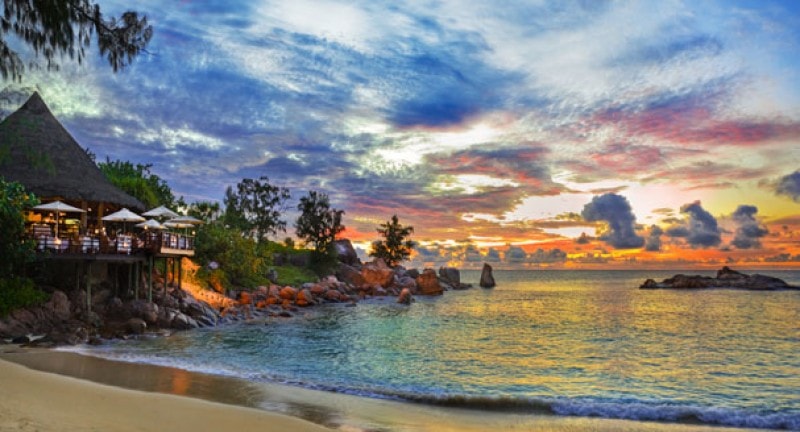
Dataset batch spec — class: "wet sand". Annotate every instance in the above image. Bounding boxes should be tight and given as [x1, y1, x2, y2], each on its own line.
[0, 348, 762, 432]
[0, 350, 330, 432]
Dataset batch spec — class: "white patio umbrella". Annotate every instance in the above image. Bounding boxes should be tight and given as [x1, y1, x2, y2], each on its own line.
[102, 208, 145, 233]
[168, 215, 204, 225]
[33, 200, 85, 237]
[135, 219, 166, 230]
[142, 205, 179, 219]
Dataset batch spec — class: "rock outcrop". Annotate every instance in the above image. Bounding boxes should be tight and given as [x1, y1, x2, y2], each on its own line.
[438, 266, 472, 290]
[640, 267, 799, 290]
[416, 268, 444, 296]
[360, 259, 394, 288]
[479, 263, 496, 288]
[334, 239, 360, 266]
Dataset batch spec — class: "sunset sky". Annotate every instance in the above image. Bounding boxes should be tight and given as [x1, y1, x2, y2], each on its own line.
[2, 0, 800, 268]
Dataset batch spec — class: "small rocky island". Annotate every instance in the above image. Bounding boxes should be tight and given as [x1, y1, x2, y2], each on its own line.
[640, 266, 799, 291]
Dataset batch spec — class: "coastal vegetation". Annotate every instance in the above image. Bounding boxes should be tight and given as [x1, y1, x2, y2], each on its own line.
[0, 178, 46, 316]
[0, 1, 152, 80]
[97, 158, 179, 209]
[223, 176, 290, 240]
[295, 191, 345, 276]
[370, 215, 415, 267]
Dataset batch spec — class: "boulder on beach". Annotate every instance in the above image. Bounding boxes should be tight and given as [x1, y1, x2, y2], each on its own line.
[640, 266, 799, 290]
[361, 259, 394, 288]
[335, 239, 360, 265]
[397, 288, 414, 305]
[416, 268, 443, 296]
[479, 263, 496, 288]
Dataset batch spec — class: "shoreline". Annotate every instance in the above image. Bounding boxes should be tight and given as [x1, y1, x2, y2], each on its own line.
[0, 349, 330, 432]
[0, 347, 768, 432]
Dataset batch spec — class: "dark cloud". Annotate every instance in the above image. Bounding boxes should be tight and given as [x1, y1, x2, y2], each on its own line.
[504, 246, 528, 263]
[382, 35, 514, 128]
[765, 253, 800, 263]
[775, 171, 800, 202]
[581, 193, 644, 249]
[575, 232, 592, 244]
[665, 226, 690, 238]
[528, 248, 567, 264]
[485, 248, 502, 262]
[730, 205, 768, 249]
[673, 201, 722, 248]
[645, 225, 663, 251]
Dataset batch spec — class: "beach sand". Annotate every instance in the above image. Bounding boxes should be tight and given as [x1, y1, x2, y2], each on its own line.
[0, 348, 763, 432]
[0, 351, 330, 432]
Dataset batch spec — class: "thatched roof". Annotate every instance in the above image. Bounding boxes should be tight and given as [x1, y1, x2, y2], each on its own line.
[0, 92, 144, 210]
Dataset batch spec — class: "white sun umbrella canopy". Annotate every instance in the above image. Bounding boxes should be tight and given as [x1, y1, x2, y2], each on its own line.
[33, 200, 85, 237]
[142, 205, 179, 219]
[135, 219, 166, 230]
[102, 208, 145, 233]
[168, 215, 204, 225]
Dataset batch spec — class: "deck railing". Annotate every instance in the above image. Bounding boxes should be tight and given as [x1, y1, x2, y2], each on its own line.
[31, 232, 195, 256]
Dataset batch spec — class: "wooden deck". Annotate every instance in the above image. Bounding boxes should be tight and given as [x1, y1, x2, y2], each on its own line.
[31, 232, 195, 260]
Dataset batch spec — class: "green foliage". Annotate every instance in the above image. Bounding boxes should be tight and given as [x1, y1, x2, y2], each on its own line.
[295, 190, 345, 253]
[223, 176, 290, 240]
[0, 178, 39, 278]
[272, 265, 317, 287]
[0, 277, 47, 317]
[193, 223, 269, 288]
[1, 0, 153, 81]
[370, 215, 415, 267]
[187, 201, 221, 223]
[98, 158, 176, 209]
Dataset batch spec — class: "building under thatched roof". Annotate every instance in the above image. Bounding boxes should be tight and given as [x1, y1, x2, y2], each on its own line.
[0, 92, 143, 210]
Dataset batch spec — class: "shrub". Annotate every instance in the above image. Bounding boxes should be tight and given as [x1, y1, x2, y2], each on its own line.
[0, 277, 47, 317]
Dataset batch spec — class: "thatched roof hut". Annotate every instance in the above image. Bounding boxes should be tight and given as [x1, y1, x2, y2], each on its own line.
[0, 92, 143, 210]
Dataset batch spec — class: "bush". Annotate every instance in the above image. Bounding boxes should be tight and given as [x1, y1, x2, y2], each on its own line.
[194, 224, 269, 288]
[0, 277, 47, 317]
[272, 265, 318, 287]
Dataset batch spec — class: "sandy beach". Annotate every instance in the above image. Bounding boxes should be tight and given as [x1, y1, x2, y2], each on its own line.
[0, 348, 765, 432]
[0, 352, 330, 432]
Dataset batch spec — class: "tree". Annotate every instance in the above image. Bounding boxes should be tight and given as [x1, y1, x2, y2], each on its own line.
[223, 176, 290, 240]
[370, 215, 414, 267]
[295, 190, 345, 254]
[0, 178, 38, 277]
[98, 158, 175, 209]
[1, 0, 153, 81]
[187, 200, 221, 223]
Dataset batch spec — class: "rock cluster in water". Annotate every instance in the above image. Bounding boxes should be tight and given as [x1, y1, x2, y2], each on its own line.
[640, 266, 799, 290]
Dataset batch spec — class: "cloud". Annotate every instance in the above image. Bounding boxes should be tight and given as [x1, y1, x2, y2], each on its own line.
[671, 201, 722, 248]
[528, 248, 567, 264]
[581, 193, 644, 249]
[484, 248, 502, 262]
[645, 225, 663, 251]
[504, 246, 528, 264]
[575, 232, 592, 244]
[730, 205, 768, 249]
[775, 171, 800, 202]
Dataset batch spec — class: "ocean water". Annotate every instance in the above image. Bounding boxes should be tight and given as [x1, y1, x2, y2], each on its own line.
[78, 270, 800, 430]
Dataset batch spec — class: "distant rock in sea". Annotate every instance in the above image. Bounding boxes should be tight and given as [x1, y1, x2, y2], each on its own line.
[479, 263, 496, 288]
[640, 266, 799, 290]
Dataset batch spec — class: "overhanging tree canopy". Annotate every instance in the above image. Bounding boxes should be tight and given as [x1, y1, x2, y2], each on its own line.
[1, 0, 153, 80]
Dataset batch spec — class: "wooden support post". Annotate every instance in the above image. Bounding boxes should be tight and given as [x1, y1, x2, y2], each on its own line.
[147, 256, 153, 303]
[134, 261, 139, 300]
[178, 257, 182, 290]
[114, 264, 119, 297]
[85, 262, 92, 316]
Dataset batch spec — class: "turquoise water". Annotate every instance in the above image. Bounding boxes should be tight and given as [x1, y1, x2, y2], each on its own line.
[82, 270, 800, 430]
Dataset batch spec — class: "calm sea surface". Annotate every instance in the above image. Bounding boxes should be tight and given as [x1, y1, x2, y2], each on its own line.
[78, 270, 800, 430]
